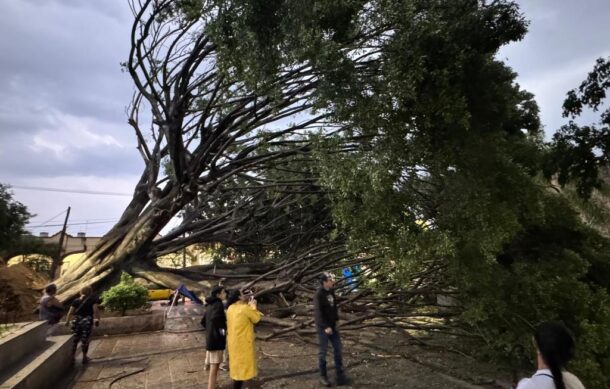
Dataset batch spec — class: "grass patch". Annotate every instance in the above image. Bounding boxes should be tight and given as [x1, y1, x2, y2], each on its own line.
[0, 324, 15, 338]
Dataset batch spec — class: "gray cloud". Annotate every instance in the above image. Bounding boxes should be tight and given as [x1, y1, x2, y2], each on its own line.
[499, 0, 610, 135]
[0, 0, 137, 180]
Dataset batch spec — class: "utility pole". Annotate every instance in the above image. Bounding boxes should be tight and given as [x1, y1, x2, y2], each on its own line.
[51, 206, 71, 279]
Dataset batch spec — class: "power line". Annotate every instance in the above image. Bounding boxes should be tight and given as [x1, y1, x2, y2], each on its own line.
[28, 217, 118, 223]
[11, 185, 132, 197]
[34, 209, 68, 228]
[28, 220, 118, 228]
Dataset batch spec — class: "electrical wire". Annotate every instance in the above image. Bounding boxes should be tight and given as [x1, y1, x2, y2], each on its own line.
[31, 209, 67, 228]
[28, 220, 119, 228]
[28, 217, 117, 223]
[10, 185, 132, 197]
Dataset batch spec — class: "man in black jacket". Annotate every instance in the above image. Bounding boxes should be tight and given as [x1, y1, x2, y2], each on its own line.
[314, 272, 349, 386]
[204, 285, 227, 389]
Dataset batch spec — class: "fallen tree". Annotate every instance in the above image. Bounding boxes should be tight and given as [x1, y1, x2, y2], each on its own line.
[49, 2, 610, 386]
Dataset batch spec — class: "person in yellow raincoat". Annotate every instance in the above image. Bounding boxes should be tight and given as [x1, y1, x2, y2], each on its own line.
[226, 289, 262, 389]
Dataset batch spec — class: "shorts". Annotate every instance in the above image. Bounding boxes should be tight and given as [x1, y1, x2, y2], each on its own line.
[205, 350, 224, 365]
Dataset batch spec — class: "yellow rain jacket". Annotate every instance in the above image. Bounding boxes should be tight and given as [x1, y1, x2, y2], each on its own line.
[227, 301, 263, 381]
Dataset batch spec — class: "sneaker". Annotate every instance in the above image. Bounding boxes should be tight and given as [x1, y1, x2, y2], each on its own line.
[319, 376, 331, 387]
[219, 363, 227, 371]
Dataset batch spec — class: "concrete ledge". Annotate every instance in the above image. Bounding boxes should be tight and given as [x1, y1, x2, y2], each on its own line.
[54, 312, 165, 337]
[0, 334, 73, 389]
[0, 321, 47, 375]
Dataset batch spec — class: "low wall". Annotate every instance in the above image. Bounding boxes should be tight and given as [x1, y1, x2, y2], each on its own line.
[54, 312, 165, 337]
[2, 334, 74, 389]
[0, 321, 47, 374]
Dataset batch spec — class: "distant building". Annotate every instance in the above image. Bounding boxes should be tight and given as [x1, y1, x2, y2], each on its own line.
[8, 231, 213, 274]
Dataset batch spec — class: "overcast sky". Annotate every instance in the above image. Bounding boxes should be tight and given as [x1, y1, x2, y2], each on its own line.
[0, 1, 609, 237]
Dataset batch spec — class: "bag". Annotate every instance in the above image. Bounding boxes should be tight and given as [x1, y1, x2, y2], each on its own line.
[74, 296, 90, 316]
[46, 306, 63, 325]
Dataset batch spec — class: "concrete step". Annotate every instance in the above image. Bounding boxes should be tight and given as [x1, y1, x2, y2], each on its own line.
[0, 334, 74, 389]
[0, 321, 48, 375]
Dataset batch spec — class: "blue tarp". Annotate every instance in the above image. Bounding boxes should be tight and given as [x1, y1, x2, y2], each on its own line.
[342, 267, 356, 292]
[176, 284, 203, 305]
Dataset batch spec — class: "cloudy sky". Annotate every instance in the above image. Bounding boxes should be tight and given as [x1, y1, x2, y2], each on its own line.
[0, 0, 609, 237]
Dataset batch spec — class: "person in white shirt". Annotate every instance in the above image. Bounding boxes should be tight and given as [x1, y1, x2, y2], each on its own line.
[516, 322, 585, 389]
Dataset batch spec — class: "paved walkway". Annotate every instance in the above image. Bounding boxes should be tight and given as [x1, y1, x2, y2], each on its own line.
[65, 319, 508, 388]
[68, 331, 218, 389]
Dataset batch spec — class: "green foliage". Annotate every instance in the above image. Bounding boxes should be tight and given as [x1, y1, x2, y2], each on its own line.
[101, 273, 148, 315]
[546, 57, 610, 198]
[174, 1, 610, 385]
[0, 184, 32, 260]
[0, 184, 58, 274]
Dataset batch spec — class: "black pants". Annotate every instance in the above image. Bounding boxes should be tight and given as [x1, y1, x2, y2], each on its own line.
[318, 327, 344, 378]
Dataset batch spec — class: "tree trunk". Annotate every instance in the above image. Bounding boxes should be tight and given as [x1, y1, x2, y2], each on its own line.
[55, 183, 187, 302]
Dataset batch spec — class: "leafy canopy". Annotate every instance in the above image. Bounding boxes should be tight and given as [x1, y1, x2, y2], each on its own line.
[0, 184, 32, 259]
[173, 1, 610, 385]
[546, 57, 610, 198]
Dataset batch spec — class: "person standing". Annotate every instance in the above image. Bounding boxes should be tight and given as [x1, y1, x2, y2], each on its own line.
[64, 286, 101, 364]
[516, 322, 584, 389]
[226, 289, 262, 389]
[314, 272, 349, 386]
[204, 285, 227, 389]
[39, 283, 64, 336]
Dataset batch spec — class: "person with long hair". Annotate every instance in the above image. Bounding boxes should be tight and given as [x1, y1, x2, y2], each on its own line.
[64, 286, 101, 364]
[204, 285, 227, 389]
[516, 322, 585, 389]
[226, 289, 262, 389]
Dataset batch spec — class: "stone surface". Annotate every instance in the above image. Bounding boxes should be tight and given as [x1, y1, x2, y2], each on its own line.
[67, 331, 211, 389]
[1, 334, 73, 389]
[53, 313, 165, 337]
[0, 321, 47, 377]
[164, 305, 205, 333]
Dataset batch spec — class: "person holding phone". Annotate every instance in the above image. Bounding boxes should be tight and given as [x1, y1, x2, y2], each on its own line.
[226, 288, 262, 389]
[64, 286, 101, 364]
[314, 272, 349, 386]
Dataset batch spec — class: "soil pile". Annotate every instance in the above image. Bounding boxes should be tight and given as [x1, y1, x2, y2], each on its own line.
[0, 263, 48, 319]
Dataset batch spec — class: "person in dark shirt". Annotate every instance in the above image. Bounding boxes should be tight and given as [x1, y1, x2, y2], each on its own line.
[203, 285, 227, 389]
[64, 286, 101, 364]
[314, 272, 349, 386]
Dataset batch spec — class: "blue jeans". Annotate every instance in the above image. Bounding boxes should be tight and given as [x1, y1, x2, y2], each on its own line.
[318, 326, 344, 378]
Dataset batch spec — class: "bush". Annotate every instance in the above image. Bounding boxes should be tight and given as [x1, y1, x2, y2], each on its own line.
[101, 272, 148, 315]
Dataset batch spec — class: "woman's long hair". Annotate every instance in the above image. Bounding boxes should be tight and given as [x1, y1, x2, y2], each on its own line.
[225, 290, 241, 308]
[534, 322, 576, 389]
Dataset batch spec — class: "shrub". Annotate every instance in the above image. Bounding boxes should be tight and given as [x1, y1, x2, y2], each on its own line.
[101, 272, 148, 315]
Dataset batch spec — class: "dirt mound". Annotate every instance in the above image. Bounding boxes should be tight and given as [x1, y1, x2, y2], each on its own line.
[0, 263, 48, 319]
